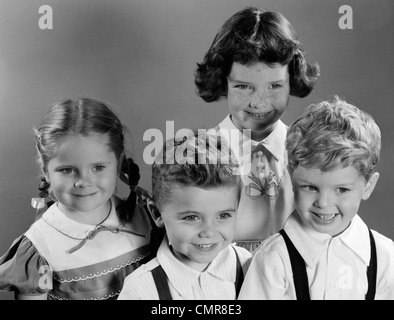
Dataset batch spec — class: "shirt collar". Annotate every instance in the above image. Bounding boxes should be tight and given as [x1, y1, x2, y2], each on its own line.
[157, 237, 237, 296]
[284, 212, 371, 267]
[338, 214, 371, 265]
[217, 114, 287, 164]
[42, 197, 119, 239]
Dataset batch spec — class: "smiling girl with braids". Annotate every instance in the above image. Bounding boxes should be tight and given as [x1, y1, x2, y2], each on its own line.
[0, 98, 153, 300]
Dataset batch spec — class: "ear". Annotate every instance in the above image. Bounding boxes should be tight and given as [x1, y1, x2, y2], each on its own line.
[362, 172, 380, 200]
[146, 200, 164, 228]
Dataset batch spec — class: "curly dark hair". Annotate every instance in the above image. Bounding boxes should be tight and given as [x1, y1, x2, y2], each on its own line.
[195, 7, 320, 102]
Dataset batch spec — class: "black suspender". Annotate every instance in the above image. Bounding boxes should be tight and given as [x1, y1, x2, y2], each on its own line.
[279, 229, 310, 300]
[365, 229, 377, 300]
[234, 249, 244, 298]
[280, 228, 377, 300]
[151, 264, 172, 300]
[151, 247, 244, 300]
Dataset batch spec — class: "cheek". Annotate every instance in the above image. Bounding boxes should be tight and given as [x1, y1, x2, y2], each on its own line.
[293, 189, 305, 203]
[100, 171, 118, 187]
[338, 198, 361, 215]
[228, 91, 249, 109]
[293, 190, 314, 211]
[166, 224, 192, 244]
[49, 175, 68, 189]
[223, 223, 236, 239]
[272, 91, 289, 109]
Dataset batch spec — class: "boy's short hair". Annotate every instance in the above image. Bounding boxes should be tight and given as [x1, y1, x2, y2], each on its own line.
[152, 131, 241, 209]
[286, 96, 381, 180]
[194, 7, 320, 102]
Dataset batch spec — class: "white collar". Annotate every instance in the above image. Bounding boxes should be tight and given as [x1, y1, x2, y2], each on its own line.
[217, 114, 287, 164]
[42, 197, 120, 239]
[284, 213, 371, 267]
[157, 236, 237, 297]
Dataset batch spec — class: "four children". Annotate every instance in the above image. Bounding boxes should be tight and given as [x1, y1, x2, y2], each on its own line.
[0, 7, 393, 301]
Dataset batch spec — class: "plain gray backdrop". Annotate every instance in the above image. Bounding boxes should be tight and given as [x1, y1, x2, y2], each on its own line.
[0, 0, 393, 300]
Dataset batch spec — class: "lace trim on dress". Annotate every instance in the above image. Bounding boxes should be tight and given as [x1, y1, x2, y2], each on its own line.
[55, 250, 150, 283]
[48, 290, 120, 300]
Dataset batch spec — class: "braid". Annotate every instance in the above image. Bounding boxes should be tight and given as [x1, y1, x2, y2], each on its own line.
[117, 157, 140, 224]
[35, 177, 54, 220]
[38, 177, 50, 198]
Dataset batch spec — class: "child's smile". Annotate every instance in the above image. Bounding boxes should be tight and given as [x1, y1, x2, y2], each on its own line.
[227, 61, 290, 141]
[45, 133, 118, 225]
[159, 185, 239, 272]
[292, 165, 378, 236]
[245, 110, 274, 120]
[311, 211, 340, 224]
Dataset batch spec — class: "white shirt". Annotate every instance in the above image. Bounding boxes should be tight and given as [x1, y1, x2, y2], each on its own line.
[238, 213, 394, 300]
[118, 237, 252, 300]
[217, 115, 294, 241]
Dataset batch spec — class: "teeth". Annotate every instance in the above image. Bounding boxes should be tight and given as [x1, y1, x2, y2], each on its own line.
[250, 113, 266, 119]
[197, 244, 214, 248]
[314, 213, 337, 220]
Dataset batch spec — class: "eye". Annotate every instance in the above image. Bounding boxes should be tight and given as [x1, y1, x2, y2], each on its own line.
[93, 165, 105, 172]
[60, 168, 75, 174]
[270, 83, 283, 89]
[302, 185, 317, 192]
[218, 212, 233, 220]
[337, 187, 350, 194]
[184, 215, 199, 221]
[235, 84, 252, 90]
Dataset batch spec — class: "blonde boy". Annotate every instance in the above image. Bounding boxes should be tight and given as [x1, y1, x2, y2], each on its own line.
[239, 97, 394, 299]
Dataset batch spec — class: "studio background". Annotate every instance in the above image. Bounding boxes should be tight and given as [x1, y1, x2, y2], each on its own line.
[0, 0, 393, 300]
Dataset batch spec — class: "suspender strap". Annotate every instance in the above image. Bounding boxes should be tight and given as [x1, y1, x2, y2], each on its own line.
[280, 228, 377, 300]
[279, 229, 310, 300]
[365, 229, 377, 300]
[234, 247, 244, 299]
[152, 247, 244, 300]
[152, 265, 172, 300]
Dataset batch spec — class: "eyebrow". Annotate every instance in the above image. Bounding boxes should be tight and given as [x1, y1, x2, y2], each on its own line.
[176, 208, 237, 216]
[227, 75, 250, 83]
[54, 161, 112, 168]
[91, 161, 112, 166]
[296, 179, 356, 187]
[227, 75, 288, 84]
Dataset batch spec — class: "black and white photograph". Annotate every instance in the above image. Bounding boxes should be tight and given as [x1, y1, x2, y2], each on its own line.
[0, 0, 393, 307]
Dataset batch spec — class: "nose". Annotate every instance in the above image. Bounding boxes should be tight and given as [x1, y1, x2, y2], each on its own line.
[74, 172, 92, 188]
[250, 92, 270, 109]
[198, 220, 217, 238]
[313, 190, 333, 209]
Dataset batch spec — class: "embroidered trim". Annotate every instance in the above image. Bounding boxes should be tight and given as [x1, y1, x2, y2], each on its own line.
[48, 290, 120, 300]
[245, 170, 280, 200]
[55, 251, 150, 283]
